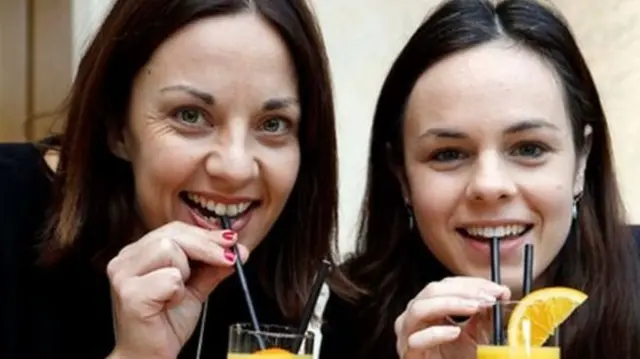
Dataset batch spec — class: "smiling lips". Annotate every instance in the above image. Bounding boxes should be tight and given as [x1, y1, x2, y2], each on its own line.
[457, 224, 534, 241]
[181, 192, 258, 223]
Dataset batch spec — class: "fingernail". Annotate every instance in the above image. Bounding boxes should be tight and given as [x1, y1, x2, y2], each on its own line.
[224, 249, 236, 263]
[222, 230, 236, 241]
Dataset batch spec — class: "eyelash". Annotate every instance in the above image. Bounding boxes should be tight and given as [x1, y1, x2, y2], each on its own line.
[428, 148, 467, 163]
[171, 107, 209, 128]
[169, 107, 295, 136]
[509, 141, 550, 159]
[428, 142, 551, 163]
[258, 116, 295, 135]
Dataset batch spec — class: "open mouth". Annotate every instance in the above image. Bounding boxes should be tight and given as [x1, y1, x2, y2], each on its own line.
[456, 224, 534, 242]
[179, 191, 260, 224]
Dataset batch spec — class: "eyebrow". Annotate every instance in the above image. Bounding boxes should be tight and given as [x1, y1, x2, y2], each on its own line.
[159, 85, 214, 105]
[504, 119, 560, 134]
[418, 119, 560, 140]
[262, 97, 299, 111]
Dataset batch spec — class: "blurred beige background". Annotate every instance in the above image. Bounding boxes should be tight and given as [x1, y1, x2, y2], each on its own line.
[1, 0, 639, 255]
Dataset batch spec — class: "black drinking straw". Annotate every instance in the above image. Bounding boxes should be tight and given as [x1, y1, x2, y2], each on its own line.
[523, 244, 534, 296]
[490, 236, 504, 345]
[220, 216, 266, 350]
[292, 259, 332, 353]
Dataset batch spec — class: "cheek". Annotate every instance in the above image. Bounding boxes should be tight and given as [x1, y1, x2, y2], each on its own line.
[130, 136, 205, 227]
[518, 167, 575, 222]
[405, 164, 461, 231]
[262, 144, 300, 201]
[516, 168, 575, 273]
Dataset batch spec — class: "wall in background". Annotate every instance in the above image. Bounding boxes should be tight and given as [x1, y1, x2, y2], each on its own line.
[2, 0, 639, 257]
[0, 0, 72, 142]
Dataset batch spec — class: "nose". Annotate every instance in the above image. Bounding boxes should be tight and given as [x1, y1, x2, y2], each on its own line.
[465, 151, 517, 203]
[205, 130, 256, 189]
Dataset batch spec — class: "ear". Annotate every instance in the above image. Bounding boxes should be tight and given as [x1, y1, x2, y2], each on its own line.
[573, 124, 593, 197]
[386, 142, 411, 204]
[107, 122, 131, 162]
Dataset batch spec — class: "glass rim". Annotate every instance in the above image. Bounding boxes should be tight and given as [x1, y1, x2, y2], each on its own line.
[229, 323, 315, 340]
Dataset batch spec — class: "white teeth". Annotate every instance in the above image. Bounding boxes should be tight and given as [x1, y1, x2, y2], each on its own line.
[214, 203, 225, 214]
[239, 202, 250, 212]
[187, 193, 253, 217]
[465, 225, 527, 238]
[228, 204, 239, 216]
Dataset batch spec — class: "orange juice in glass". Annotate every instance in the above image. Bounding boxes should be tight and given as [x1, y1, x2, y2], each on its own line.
[474, 287, 587, 359]
[227, 323, 314, 359]
[476, 346, 559, 359]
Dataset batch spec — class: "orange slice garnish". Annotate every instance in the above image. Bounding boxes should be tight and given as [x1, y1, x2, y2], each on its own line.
[507, 286, 587, 347]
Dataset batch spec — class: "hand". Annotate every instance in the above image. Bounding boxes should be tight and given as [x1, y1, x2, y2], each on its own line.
[395, 277, 511, 359]
[106, 221, 249, 359]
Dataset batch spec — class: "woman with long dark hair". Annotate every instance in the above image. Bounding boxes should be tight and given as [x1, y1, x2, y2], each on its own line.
[0, 1, 354, 357]
[321, 0, 640, 358]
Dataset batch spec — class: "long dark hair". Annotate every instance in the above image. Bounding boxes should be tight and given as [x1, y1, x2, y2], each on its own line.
[343, 0, 640, 358]
[42, 0, 352, 322]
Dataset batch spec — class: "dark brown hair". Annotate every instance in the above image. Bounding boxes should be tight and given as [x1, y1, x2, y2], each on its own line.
[42, 0, 352, 321]
[342, 0, 640, 358]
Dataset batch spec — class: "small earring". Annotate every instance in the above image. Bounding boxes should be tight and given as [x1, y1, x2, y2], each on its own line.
[405, 202, 414, 230]
[572, 192, 583, 219]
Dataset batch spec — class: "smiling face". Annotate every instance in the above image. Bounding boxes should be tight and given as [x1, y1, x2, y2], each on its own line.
[110, 12, 300, 252]
[399, 40, 590, 293]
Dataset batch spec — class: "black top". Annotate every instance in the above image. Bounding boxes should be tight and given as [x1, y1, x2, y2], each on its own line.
[0, 142, 288, 359]
[320, 231, 447, 359]
[320, 293, 388, 359]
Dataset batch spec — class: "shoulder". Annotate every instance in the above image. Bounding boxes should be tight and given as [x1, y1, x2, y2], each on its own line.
[319, 288, 364, 359]
[0, 141, 52, 206]
[0, 142, 52, 249]
[0, 142, 55, 357]
[0, 141, 51, 184]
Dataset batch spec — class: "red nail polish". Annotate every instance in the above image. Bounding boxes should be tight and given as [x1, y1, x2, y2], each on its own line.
[222, 231, 236, 241]
[224, 249, 236, 263]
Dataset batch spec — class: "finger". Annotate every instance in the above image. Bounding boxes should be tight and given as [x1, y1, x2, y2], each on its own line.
[118, 221, 235, 254]
[115, 267, 186, 319]
[441, 277, 511, 300]
[403, 296, 490, 336]
[153, 226, 238, 267]
[117, 221, 237, 263]
[160, 221, 238, 249]
[406, 325, 461, 351]
[395, 311, 406, 337]
[109, 228, 238, 282]
[108, 237, 192, 285]
[417, 277, 511, 301]
[187, 244, 251, 301]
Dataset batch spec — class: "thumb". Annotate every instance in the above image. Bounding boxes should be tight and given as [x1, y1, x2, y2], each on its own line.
[187, 244, 250, 302]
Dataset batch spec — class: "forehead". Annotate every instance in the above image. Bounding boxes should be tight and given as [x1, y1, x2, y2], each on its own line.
[140, 12, 297, 93]
[405, 40, 570, 132]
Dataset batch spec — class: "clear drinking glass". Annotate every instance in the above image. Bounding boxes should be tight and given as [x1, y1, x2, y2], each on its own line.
[472, 301, 560, 359]
[227, 323, 315, 358]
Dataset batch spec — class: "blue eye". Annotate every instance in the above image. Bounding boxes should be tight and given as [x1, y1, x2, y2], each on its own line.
[175, 108, 206, 126]
[260, 117, 291, 134]
[512, 143, 547, 158]
[431, 149, 465, 162]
